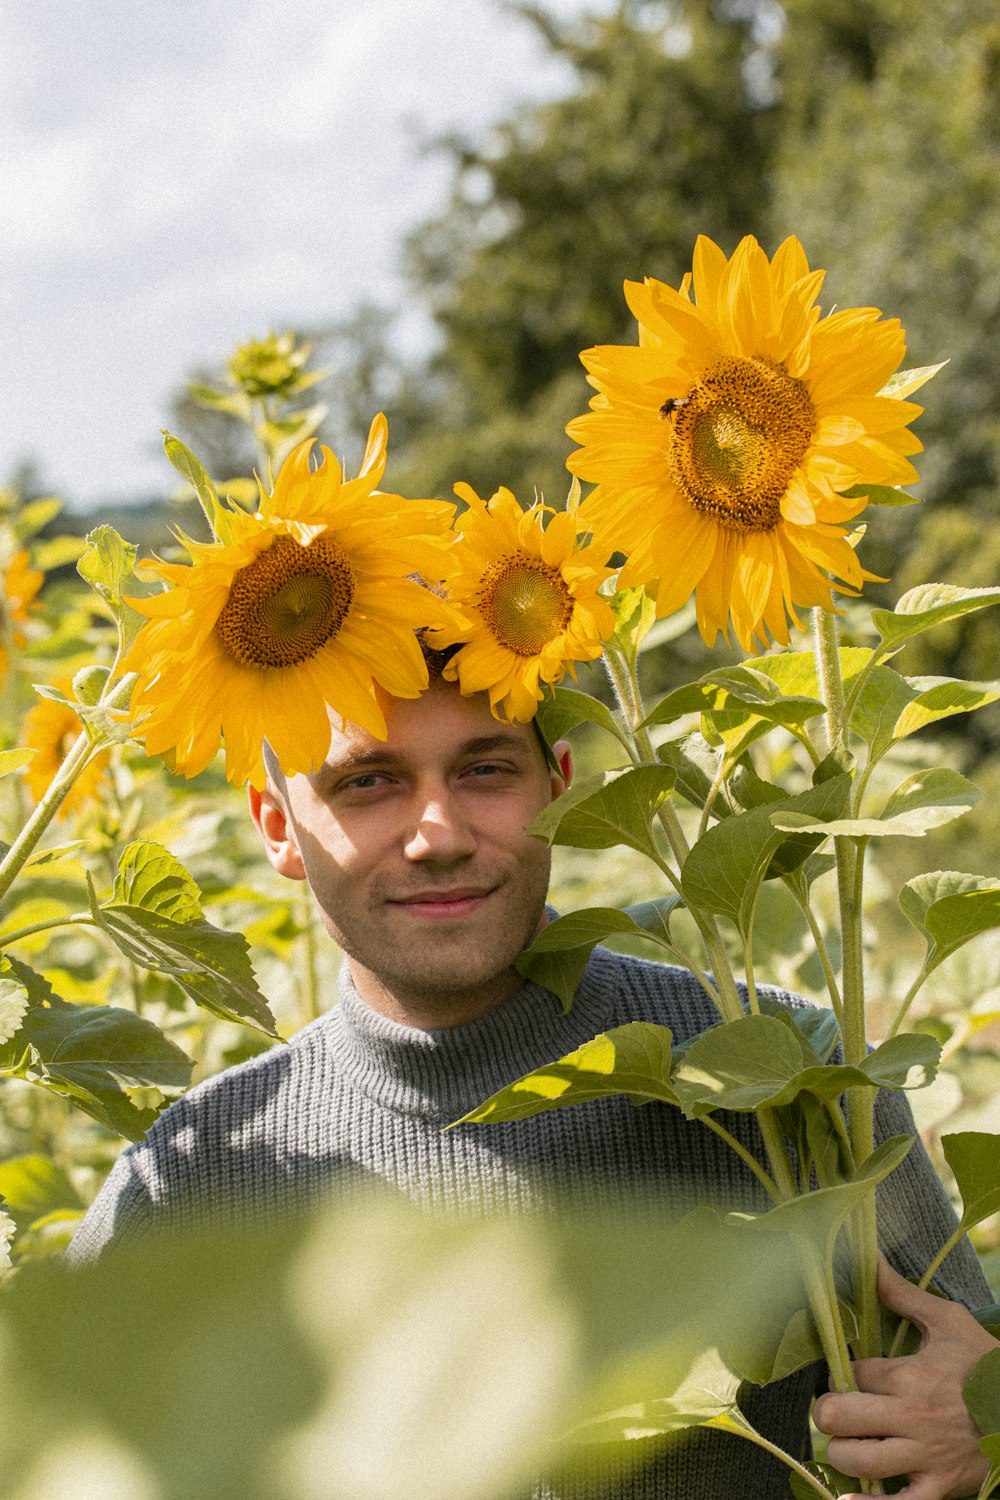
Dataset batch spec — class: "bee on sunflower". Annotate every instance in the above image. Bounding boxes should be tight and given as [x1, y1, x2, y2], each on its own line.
[425, 483, 617, 723]
[122, 416, 458, 789]
[567, 234, 928, 651]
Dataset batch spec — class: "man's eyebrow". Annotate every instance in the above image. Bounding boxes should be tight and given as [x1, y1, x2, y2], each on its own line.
[315, 733, 534, 780]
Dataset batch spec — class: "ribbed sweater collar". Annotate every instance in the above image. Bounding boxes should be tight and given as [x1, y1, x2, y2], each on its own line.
[327, 955, 618, 1122]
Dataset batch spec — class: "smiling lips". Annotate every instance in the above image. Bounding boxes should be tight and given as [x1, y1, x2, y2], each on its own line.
[390, 887, 495, 920]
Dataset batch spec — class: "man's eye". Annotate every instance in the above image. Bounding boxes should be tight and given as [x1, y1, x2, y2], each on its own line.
[344, 773, 389, 791]
[466, 762, 505, 778]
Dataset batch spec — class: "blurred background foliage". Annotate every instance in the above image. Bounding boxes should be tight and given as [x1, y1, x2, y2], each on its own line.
[1, 0, 997, 1275]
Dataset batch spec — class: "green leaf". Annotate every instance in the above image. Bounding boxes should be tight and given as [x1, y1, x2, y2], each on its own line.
[534, 685, 625, 746]
[641, 667, 824, 758]
[899, 871, 1000, 973]
[0, 748, 37, 778]
[894, 678, 1000, 740]
[76, 526, 151, 653]
[880, 361, 947, 398]
[526, 764, 676, 862]
[566, 1352, 743, 1443]
[758, 997, 840, 1063]
[0, 1154, 84, 1228]
[0, 956, 30, 1045]
[656, 739, 720, 814]
[966, 1347, 1000, 1442]
[0, 958, 193, 1141]
[680, 774, 852, 938]
[113, 841, 204, 923]
[12, 496, 62, 540]
[516, 901, 680, 1011]
[941, 1134, 1000, 1233]
[871, 584, 1000, 655]
[772, 767, 981, 840]
[851, 665, 919, 758]
[748, 1136, 913, 1256]
[748, 647, 873, 704]
[90, 880, 278, 1036]
[162, 431, 234, 542]
[673, 1016, 938, 1118]
[454, 1021, 678, 1125]
[840, 483, 919, 506]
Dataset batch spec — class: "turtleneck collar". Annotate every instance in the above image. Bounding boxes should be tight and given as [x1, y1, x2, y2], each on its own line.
[325, 956, 619, 1122]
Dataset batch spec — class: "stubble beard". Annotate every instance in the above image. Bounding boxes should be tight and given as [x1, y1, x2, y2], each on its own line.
[325, 861, 552, 1018]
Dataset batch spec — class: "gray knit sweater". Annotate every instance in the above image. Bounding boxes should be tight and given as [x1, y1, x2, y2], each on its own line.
[68, 949, 990, 1498]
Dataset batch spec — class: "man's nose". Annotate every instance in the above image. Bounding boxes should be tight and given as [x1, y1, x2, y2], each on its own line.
[402, 790, 477, 861]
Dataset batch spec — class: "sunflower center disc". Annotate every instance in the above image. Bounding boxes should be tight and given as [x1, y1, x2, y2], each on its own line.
[215, 534, 355, 668]
[477, 554, 574, 657]
[669, 356, 816, 533]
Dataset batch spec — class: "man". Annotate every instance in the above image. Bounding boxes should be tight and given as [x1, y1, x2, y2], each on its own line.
[69, 673, 997, 1499]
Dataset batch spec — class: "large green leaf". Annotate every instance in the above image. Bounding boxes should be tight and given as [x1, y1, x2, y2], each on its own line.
[748, 1137, 914, 1257]
[749, 647, 873, 704]
[0, 957, 193, 1141]
[526, 764, 676, 861]
[516, 905, 678, 1011]
[871, 584, 1000, 655]
[673, 1015, 938, 1118]
[772, 767, 981, 840]
[851, 665, 919, 758]
[454, 1021, 678, 1125]
[941, 1133, 1000, 1232]
[90, 885, 279, 1036]
[893, 678, 1000, 740]
[641, 667, 823, 763]
[534, 686, 625, 746]
[680, 774, 851, 938]
[113, 840, 204, 923]
[899, 871, 1000, 973]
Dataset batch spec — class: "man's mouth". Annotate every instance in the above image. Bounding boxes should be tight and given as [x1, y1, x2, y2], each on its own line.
[389, 887, 494, 920]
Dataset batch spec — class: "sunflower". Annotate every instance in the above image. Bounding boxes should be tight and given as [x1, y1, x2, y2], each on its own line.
[0, 547, 44, 684]
[568, 234, 925, 651]
[21, 682, 112, 817]
[123, 416, 458, 789]
[425, 483, 616, 722]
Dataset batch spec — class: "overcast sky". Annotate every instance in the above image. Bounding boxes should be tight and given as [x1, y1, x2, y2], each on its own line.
[2, 0, 608, 509]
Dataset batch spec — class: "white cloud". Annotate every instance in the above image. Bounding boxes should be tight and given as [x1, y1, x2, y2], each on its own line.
[0, 0, 611, 503]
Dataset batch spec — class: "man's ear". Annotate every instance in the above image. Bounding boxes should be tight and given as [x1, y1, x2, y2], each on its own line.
[549, 739, 573, 799]
[248, 783, 306, 880]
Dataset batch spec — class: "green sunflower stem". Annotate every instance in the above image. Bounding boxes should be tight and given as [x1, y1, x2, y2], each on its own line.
[601, 641, 746, 1024]
[0, 730, 96, 906]
[0, 677, 132, 908]
[602, 631, 863, 1400]
[812, 608, 881, 1366]
[812, 606, 848, 753]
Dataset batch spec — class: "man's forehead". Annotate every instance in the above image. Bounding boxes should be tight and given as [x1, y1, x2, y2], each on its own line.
[315, 687, 541, 773]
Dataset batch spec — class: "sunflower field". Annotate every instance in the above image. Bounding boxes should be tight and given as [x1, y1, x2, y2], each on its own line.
[3, 233, 1000, 1498]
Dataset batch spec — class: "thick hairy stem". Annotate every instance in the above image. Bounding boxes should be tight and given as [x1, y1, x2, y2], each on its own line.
[0, 731, 95, 905]
[813, 608, 847, 753]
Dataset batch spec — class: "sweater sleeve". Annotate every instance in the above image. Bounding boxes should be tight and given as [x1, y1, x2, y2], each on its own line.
[64, 1146, 155, 1266]
[873, 1086, 991, 1310]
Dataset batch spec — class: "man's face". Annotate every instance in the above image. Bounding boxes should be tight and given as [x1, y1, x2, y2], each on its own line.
[251, 681, 570, 1026]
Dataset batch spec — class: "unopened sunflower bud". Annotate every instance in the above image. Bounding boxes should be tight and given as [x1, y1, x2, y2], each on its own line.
[72, 664, 111, 706]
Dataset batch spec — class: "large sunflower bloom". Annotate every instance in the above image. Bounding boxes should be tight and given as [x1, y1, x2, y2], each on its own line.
[568, 234, 925, 651]
[21, 681, 112, 817]
[0, 547, 44, 685]
[425, 484, 616, 722]
[123, 416, 457, 789]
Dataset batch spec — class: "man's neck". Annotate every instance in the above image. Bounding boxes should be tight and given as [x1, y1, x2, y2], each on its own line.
[346, 961, 524, 1031]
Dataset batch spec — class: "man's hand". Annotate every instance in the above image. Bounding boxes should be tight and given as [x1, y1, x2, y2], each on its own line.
[813, 1255, 998, 1500]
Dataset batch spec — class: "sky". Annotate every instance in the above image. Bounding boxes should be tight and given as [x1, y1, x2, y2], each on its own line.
[1, 0, 608, 509]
